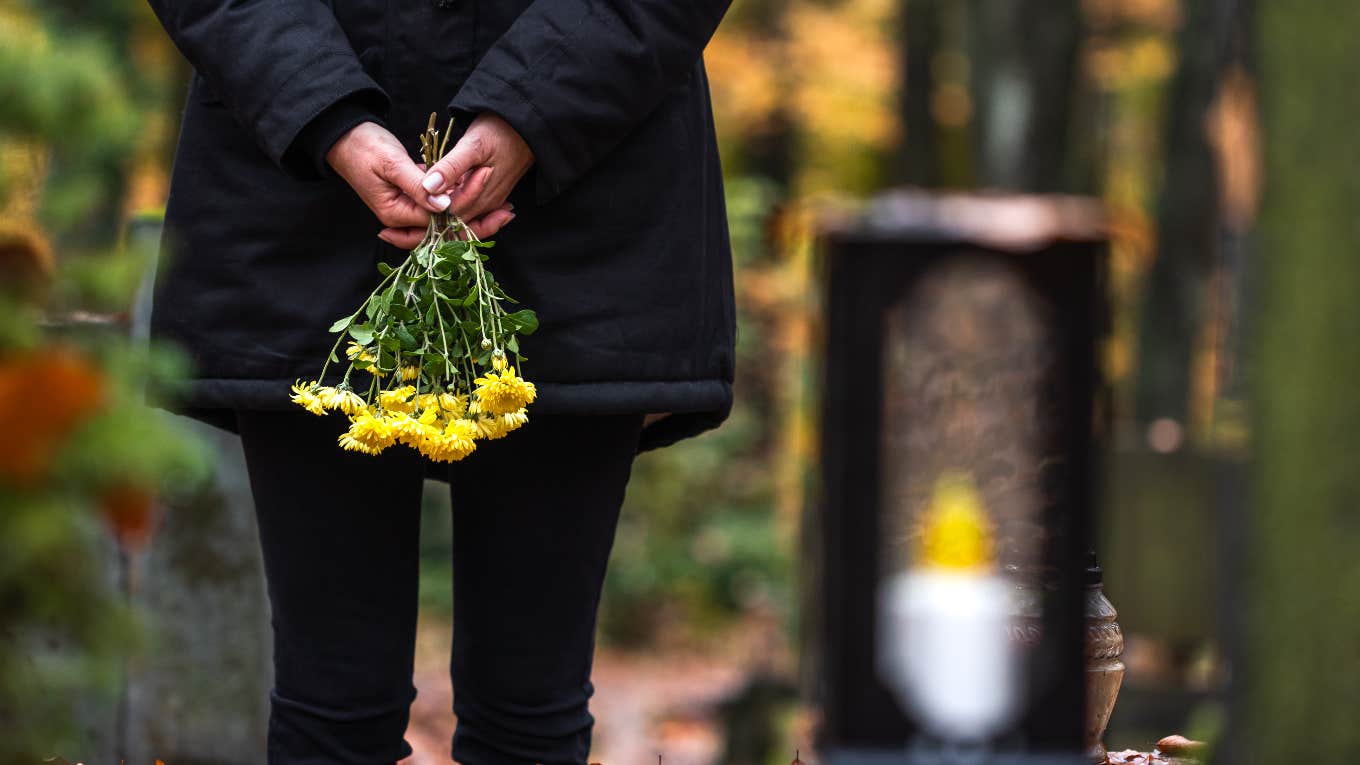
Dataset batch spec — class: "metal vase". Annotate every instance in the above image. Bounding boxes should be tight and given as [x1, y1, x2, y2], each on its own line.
[1084, 554, 1125, 763]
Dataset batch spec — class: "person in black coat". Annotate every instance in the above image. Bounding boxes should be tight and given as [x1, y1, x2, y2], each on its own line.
[146, 1, 736, 762]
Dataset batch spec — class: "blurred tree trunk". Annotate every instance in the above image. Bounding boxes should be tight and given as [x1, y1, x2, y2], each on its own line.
[1133, 0, 1235, 425]
[898, 0, 940, 187]
[1242, 2, 1360, 761]
[725, 0, 794, 189]
[964, 0, 1088, 192]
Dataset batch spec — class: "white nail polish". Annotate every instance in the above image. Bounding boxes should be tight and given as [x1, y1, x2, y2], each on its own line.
[422, 172, 444, 192]
[432, 194, 451, 210]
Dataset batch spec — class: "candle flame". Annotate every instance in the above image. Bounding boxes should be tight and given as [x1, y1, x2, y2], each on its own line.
[916, 472, 994, 570]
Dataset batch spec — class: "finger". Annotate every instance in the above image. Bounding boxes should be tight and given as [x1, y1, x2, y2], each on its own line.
[466, 207, 517, 239]
[379, 195, 432, 229]
[377, 227, 427, 249]
[380, 154, 448, 213]
[421, 133, 489, 196]
[447, 165, 495, 220]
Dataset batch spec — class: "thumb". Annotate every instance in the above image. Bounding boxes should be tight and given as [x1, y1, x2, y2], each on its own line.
[421, 134, 489, 196]
[381, 152, 448, 213]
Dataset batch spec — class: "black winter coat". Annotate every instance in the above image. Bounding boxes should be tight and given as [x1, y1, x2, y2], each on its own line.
[146, 0, 737, 453]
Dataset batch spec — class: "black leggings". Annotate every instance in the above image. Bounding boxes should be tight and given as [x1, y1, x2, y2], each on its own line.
[234, 407, 645, 765]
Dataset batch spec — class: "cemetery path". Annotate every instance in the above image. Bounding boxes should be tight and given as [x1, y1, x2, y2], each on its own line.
[400, 612, 796, 765]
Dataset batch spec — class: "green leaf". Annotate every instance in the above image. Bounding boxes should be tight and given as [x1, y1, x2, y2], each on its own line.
[506, 335, 519, 353]
[435, 240, 470, 258]
[395, 324, 420, 351]
[376, 261, 394, 277]
[329, 315, 353, 333]
[348, 324, 374, 344]
[461, 290, 478, 307]
[329, 350, 340, 363]
[390, 304, 417, 322]
[472, 239, 495, 248]
[506, 310, 538, 335]
[415, 244, 435, 267]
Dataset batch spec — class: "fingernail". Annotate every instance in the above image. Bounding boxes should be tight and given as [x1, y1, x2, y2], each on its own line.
[506, 203, 515, 211]
[377, 231, 394, 245]
[505, 213, 517, 223]
[421, 172, 444, 192]
[431, 194, 451, 210]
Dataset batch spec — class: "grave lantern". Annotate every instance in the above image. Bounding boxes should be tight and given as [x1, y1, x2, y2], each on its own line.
[807, 191, 1109, 764]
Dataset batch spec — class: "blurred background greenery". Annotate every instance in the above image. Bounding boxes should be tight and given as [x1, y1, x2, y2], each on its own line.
[5, 0, 1357, 762]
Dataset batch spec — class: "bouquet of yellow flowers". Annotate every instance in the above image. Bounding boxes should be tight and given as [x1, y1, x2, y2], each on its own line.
[290, 114, 538, 462]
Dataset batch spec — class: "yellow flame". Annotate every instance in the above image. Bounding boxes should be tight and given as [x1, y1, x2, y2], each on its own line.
[916, 472, 994, 570]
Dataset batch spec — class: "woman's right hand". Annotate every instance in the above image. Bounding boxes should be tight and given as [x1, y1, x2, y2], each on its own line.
[326, 122, 451, 249]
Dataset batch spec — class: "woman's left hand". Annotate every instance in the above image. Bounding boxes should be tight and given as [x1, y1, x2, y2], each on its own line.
[411, 112, 535, 240]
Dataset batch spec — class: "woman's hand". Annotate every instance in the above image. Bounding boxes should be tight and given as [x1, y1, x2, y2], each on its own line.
[419, 112, 533, 240]
[327, 122, 450, 249]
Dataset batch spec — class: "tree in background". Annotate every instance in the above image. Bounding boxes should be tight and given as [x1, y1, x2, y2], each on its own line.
[1133, 0, 1240, 429]
[1242, 2, 1360, 760]
[965, 0, 1091, 192]
[1, 1, 182, 248]
[0, 2, 207, 760]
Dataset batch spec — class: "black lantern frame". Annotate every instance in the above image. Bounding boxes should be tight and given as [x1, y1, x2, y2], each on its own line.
[806, 192, 1109, 765]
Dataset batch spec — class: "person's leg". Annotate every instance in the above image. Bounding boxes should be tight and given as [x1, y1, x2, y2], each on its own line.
[236, 408, 428, 765]
[446, 413, 646, 765]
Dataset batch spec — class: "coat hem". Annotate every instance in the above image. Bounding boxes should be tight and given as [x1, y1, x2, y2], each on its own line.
[152, 376, 734, 456]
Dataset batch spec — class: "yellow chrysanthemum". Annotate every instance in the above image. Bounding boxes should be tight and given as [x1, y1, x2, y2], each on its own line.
[318, 386, 367, 415]
[418, 418, 479, 462]
[378, 385, 417, 413]
[338, 434, 378, 455]
[290, 380, 326, 416]
[346, 343, 383, 375]
[472, 366, 536, 415]
[400, 365, 421, 381]
[499, 407, 528, 433]
[472, 414, 510, 440]
[388, 411, 429, 447]
[345, 343, 377, 363]
[447, 417, 480, 441]
[439, 392, 468, 417]
[416, 393, 441, 412]
[338, 411, 394, 455]
[491, 349, 508, 371]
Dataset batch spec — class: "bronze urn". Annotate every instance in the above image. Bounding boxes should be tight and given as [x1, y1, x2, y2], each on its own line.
[1084, 553, 1125, 763]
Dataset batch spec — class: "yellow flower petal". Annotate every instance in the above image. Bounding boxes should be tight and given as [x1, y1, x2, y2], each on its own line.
[471, 366, 536, 415]
[290, 380, 326, 416]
